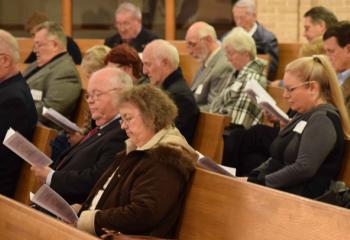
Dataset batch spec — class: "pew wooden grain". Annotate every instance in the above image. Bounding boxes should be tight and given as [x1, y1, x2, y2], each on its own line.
[275, 42, 302, 80]
[0, 195, 99, 240]
[168, 40, 187, 54]
[14, 124, 58, 205]
[177, 168, 350, 240]
[192, 112, 231, 164]
[75, 38, 104, 55]
[179, 54, 200, 86]
[73, 89, 89, 128]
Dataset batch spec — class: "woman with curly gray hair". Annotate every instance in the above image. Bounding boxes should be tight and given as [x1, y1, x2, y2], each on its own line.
[75, 84, 197, 238]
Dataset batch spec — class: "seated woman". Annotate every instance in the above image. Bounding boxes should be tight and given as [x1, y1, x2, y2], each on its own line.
[105, 43, 148, 85]
[248, 55, 350, 198]
[75, 84, 197, 238]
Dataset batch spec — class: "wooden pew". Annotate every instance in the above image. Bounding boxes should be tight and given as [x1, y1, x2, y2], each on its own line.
[169, 40, 188, 55]
[0, 195, 99, 240]
[338, 139, 350, 186]
[179, 53, 200, 86]
[73, 89, 89, 128]
[14, 124, 58, 205]
[75, 38, 104, 55]
[192, 112, 231, 164]
[76, 65, 89, 90]
[17, 37, 33, 63]
[275, 42, 302, 80]
[177, 168, 350, 240]
[18, 63, 28, 73]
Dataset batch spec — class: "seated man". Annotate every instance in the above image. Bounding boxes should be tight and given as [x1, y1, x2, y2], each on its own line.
[185, 21, 233, 109]
[231, 0, 279, 80]
[24, 11, 82, 64]
[31, 67, 132, 204]
[0, 30, 37, 197]
[303, 6, 338, 43]
[324, 21, 350, 111]
[104, 2, 158, 52]
[142, 39, 199, 144]
[23, 21, 81, 125]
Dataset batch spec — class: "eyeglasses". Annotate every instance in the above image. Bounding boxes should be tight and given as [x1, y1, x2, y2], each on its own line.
[119, 115, 135, 126]
[84, 88, 120, 101]
[186, 38, 203, 48]
[284, 81, 311, 94]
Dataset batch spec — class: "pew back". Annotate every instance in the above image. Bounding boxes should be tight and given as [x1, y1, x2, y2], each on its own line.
[192, 112, 231, 164]
[14, 124, 58, 205]
[179, 54, 200, 86]
[177, 168, 350, 240]
[0, 195, 99, 240]
[275, 42, 302, 80]
[75, 38, 105, 55]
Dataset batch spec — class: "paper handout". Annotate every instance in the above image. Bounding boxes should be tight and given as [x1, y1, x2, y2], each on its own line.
[3, 128, 52, 167]
[244, 79, 290, 124]
[42, 107, 81, 133]
[31, 184, 78, 224]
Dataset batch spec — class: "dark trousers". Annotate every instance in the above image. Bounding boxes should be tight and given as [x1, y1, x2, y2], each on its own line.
[222, 124, 279, 176]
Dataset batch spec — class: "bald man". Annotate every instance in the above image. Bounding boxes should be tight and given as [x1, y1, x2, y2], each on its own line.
[31, 67, 132, 204]
[143, 39, 199, 144]
[186, 21, 233, 109]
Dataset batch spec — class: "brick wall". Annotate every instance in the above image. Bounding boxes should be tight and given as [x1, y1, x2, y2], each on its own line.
[255, 0, 350, 43]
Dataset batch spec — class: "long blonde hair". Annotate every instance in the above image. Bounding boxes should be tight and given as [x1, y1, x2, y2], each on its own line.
[285, 55, 350, 139]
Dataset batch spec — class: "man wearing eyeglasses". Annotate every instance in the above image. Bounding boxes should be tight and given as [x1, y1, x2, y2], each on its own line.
[31, 67, 132, 204]
[23, 21, 81, 126]
[104, 2, 158, 52]
[185, 21, 233, 109]
[0, 30, 37, 198]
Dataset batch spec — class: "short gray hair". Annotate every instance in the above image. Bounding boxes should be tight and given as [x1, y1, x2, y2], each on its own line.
[197, 22, 217, 41]
[223, 27, 257, 59]
[115, 2, 142, 20]
[35, 21, 67, 49]
[147, 39, 179, 69]
[0, 29, 20, 63]
[234, 0, 256, 15]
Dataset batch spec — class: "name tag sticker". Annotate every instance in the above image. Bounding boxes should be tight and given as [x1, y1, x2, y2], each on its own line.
[31, 89, 43, 101]
[195, 84, 203, 95]
[230, 81, 242, 92]
[293, 120, 307, 134]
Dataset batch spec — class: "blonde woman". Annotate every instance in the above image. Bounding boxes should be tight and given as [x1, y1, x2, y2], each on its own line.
[248, 55, 350, 198]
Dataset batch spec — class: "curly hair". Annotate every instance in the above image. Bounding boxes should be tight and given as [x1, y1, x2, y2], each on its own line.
[118, 84, 178, 132]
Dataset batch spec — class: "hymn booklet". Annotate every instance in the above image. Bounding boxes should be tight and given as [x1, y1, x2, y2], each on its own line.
[42, 107, 81, 133]
[3, 128, 52, 167]
[31, 184, 78, 224]
[243, 79, 290, 124]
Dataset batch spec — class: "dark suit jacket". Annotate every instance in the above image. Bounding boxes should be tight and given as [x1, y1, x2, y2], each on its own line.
[104, 27, 158, 52]
[253, 22, 279, 80]
[25, 36, 82, 64]
[0, 73, 37, 197]
[162, 68, 199, 144]
[50, 118, 127, 204]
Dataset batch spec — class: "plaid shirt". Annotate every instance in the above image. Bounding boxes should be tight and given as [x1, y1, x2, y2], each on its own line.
[209, 58, 267, 128]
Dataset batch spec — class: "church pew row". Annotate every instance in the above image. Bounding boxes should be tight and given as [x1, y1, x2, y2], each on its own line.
[177, 168, 350, 240]
[6, 167, 350, 240]
[14, 124, 58, 205]
[17, 38, 302, 81]
[0, 194, 98, 240]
